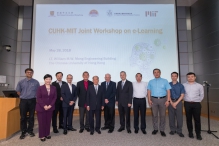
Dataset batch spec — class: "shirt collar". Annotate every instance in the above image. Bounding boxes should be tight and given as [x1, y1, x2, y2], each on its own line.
[186, 81, 197, 84]
[26, 78, 33, 81]
[56, 80, 62, 83]
[170, 81, 178, 85]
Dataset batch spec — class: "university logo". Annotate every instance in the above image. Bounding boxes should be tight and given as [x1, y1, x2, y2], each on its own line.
[107, 10, 113, 17]
[49, 11, 55, 17]
[89, 10, 98, 17]
[145, 11, 158, 17]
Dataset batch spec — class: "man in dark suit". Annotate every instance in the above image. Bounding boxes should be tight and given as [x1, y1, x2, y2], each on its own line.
[101, 73, 116, 133]
[77, 71, 93, 133]
[61, 74, 77, 135]
[52, 72, 66, 133]
[86, 76, 104, 135]
[116, 71, 133, 133]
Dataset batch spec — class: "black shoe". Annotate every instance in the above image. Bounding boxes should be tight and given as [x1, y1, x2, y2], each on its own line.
[63, 130, 67, 135]
[142, 130, 147, 134]
[169, 131, 175, 135]
[127, 129, 131, 134]
[196, 135, 202, 140]
[45, 135, 51, 139]
[160, 131, 166, 137]
[90, 132, 94, 135]
[53, 129, 59, 133]
[79, 129, 84, 133]
[59, 125, 63, 129]
[85, 128, 90, 132]
[135, 130, 138, 134]
[189, 132, 194, 138]
[20, 132, 26, 139]
[40, 138, 46, 142]
[101, 126, 109, 130]
[152, 130, 158, 135]
[117, 127, 125, 132]
[178, 133, 184, 137]
[68, 128, 77, 131]
[28, 132, 35, 137]
[96, 130, 101, 134]
[108, 129, 113, 133]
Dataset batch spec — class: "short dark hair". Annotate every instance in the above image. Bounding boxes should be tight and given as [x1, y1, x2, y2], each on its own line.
[120, 71, 126, 75]
[186, 72, 196, 77]
[171, 72, 178, 77]
[83, 71, 89, 76]
[136, 73, 142, 77]
[56, 72, 63, 76]
[44, 74, 52, 80]
[153, 68, 161, 73]
[25, 68, 34, 73]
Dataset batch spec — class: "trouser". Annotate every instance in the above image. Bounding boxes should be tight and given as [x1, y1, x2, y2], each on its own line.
[133, 98, 146, 131]
[37, 111, 53, 138]
[151, 97, 166, 131]
[89, 110, 101, 132]
[52, 101, 63, 129]
[184, 101, 201, 135]
[63, 105, 75, 130]
[19, 98, 36, 133]
[168, 100, 183, 133]
[118, 104, 131, 129]
[104, 105, 115, 130]
[79, 106, 89, 129]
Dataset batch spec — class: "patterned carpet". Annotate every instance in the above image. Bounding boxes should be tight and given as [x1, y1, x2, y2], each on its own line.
[0, 115, 219, 146]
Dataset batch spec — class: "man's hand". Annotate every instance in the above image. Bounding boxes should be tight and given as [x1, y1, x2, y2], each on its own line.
[105, 99, 109, 104]
[128, 104, 132, 107]
[148, 100, 153, 106]
[171, 102, 177, 109]
[165, 101, 170, 107]
[69, 101, 74, 105]
[87, 106, 90, 111]
[116, 101, 118, 105]
[60, 97, 63, 101]
[44, 105, 48, 110]
[101, 106, 104, 110]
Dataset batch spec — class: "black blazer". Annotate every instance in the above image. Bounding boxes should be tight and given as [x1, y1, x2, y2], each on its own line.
[101, 81, 116, 107]
[86, 85, 104, 110]
[116, 80, 133, 107]
[77, 80, 93, 107]
[61, 83, 77, 107]
[52, 81, 66, 103]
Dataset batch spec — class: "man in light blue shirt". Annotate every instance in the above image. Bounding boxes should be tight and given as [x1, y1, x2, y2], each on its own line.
[147, 68, 171, 137]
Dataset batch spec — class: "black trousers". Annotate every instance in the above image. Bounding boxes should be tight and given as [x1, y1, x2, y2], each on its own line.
[133, 98, 146, 130]
[184, 101, 202, 135]
[104, 105, 115, 130]
[52, 101, 63, 129]
[79, 106, 89, 129]
[89, 110, 101, 132]
[19, 98, 36, 133]
[63, 105, 74, 130]
[118, 104, 131, 129]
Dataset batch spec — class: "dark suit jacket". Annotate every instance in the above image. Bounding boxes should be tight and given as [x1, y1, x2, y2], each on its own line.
[86, 85, 104, 110]
[116, 80, 133, 107]
[52, 81, 66, 103]
[101, 81, 116, 107]
[77, 80, 93, 107]
[61, 83, 77, 107]
[36, 85, 57, 112]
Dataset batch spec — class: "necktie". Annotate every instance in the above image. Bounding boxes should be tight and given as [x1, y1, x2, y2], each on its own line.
[69, 84, 72, 93]
[106, 82, 109, 90]
[95, 85, 98, 94]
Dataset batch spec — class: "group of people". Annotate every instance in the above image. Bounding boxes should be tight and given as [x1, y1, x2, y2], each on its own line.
[16, 68, 204, 142]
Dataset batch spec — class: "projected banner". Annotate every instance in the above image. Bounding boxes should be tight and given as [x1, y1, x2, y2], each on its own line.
[32, 4, 178, 83]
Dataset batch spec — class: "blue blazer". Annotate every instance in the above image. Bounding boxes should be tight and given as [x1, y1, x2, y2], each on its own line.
[61, 83, 77, 107]
[86, 85, 104, 110]
[101, 81, 116, 107]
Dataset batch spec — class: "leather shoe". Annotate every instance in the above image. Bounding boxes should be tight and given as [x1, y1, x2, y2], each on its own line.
[135, 130, 138, 134]
[40, 137, 46, 142]
[108, 129, 113, 133]
[63, 130, 67, 135]
[101, 126, 109, 130]
[85, 128, 90, 132]
[117, 127, 125, 132]
[160, 131, 166, 137]
[142, 130, 147, 134]
[169, 131, 175, 135]
[90, 132, 94, 135]
[45, 135, 51, 139]
[68, 128, 77, 131]
[96, 130, 101, 134]
[20, 132, 26, 139]
[127, 129, 131, 134]
[53, 129, 59, 133]
[59, 125, 63, 129]
[152, 130, 158, 135]
[189, 132, 194, 138]
[197, 135, 202, 140]
[178, 133, 184, 137]
[28, 132, 35, 137]
[79, 129, 84, 133]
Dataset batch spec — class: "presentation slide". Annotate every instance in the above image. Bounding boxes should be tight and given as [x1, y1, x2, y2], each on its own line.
[31, 3, 179, 84]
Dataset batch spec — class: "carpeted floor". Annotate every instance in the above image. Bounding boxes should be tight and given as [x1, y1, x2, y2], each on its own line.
[0, 115, 219, 146]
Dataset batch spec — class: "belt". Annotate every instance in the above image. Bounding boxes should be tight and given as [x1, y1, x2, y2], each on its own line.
[185, 101, 199, 103]
[152, 96, 166, 99]
[171, 98, 179, 102]
[133, 97, 145, 100]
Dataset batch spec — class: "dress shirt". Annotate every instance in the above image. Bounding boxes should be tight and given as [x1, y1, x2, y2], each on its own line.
[132, 81, 147, 98]
[56, 80, 62, 87]
[147, 77, 171, 97]
[68, 83, 72, 93]
[183, 82, 204, 102]
[106, 82, 109, 89]
[84, 80, 88, 90]
[121, 80, 126, 88]
[169, 82, 185, 99]
[94, 84, 98, 93]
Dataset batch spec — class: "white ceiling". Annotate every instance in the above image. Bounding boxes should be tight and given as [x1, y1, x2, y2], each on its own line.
[13, 0, 198, 6]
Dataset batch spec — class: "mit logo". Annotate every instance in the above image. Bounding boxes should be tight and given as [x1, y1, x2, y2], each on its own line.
[145, 11, 158, 17]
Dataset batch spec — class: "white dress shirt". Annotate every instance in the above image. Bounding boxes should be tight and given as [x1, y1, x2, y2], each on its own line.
[68, 83, 72, 93]
[94, 84, 98, 93]
[183, 82, 204, 102]
[132, 81, 147, 98]
[57, 80, 62, 87]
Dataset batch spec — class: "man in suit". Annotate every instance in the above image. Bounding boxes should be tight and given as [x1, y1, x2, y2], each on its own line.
[116, 71, 133, 133]
[86, 76, 104, 135]
[52, 72, 66, 133]
[61, 74, 77, 135]
[77, 71, 93, 133]
[101, 73, 116, 133]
